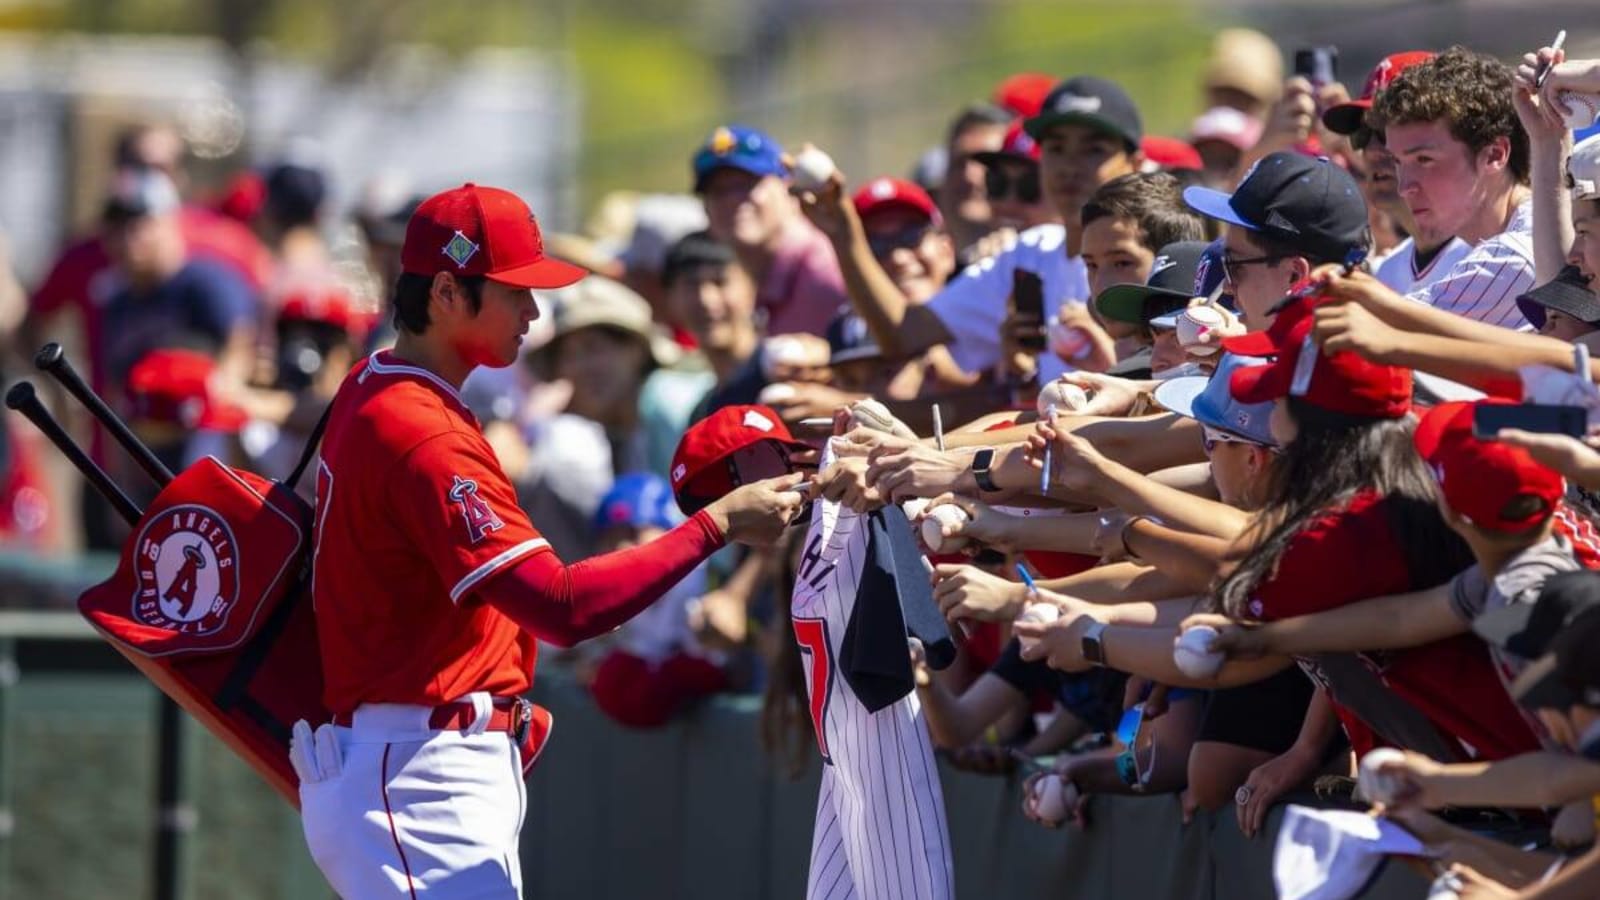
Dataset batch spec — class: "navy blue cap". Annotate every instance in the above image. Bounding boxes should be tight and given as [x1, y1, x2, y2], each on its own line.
[827, 311, 883, 365]
[1183, 152, 1368, 263]
[1024, 76, 1143, 151]
[1095, 240, 1215, 325]
[692, 125, 788, 192]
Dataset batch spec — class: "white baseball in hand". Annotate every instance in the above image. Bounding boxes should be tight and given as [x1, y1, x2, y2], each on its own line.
[1036, 380, 1089, 417]
[1557, 91, 1600, 131]
[920, 504, 970, 553]
[1176, 306, 1225, 356]
[1034, 774, 1067, 824]
[1173, 625, 1225, 679]
[791, 146, 838, 192]
[1357, 748, 1408, 806]
[900, 497, 931, 520]
[1017, 603, 1060, 626]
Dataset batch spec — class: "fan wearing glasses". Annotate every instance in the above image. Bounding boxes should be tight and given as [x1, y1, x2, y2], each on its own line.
[971, 120, 1060, 233]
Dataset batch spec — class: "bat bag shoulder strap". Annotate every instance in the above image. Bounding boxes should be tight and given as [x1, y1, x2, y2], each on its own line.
[285, 402, 335, 495]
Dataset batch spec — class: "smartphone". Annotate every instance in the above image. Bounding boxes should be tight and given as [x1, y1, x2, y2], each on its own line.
[1471, 403, 1587, 440]
[1293, 46, 1339, 88]
[1011, 269, 1046, 352]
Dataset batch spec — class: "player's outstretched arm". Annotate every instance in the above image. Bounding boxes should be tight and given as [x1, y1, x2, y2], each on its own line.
[481, 475, 807, 647]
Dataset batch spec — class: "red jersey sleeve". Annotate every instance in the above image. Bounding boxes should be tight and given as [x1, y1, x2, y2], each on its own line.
[388, 429, 551, 604]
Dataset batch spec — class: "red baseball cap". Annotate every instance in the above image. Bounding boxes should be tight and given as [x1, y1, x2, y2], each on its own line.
[1224, 294, 1411, 418]
[972, 120, 1041, 167]
[127, 348, 249, 433]
[852, 177, 942, 227]
[993, 72, 1056, 119]
[1322, 51, 1435, 136]
[278, 284, 376, 339]
[670, 405, 809, 513]
[1414, 400, 1565, 532]
[1140, 136, 1204, 173]
[400, 183, 587, 289]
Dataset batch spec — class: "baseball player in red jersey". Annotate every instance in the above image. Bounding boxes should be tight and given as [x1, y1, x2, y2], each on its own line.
[294, 183, 805, 899]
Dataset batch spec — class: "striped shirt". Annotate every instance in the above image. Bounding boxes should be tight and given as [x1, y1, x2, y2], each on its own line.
[1406, 201, 1535, 329]
[1376, 236, 1471, 295]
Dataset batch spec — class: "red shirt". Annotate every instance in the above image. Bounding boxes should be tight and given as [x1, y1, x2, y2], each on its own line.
[1252, 491, 1539, 762]
[312, 351, 552, 713]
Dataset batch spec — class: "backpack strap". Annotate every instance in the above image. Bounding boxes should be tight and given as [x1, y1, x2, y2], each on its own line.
[286, 402, 334, 491]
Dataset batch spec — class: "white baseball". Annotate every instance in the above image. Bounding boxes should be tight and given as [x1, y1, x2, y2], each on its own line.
[1357, 747, 1408, 806]
[1173, 625, 1225, 679]
[900, 497, 931, 520]
[1017, 603, 1060, 626]
[1176, 305, 1225, 356]
[1048, 322, 1092, 360]
[1033, 774, 1067, 824]
[1558, 91, 1600, 131]
[791, 146, 837, 192]
[1036, 380, 1089, 417]
[920, 504, 970, 553]
[848, 398, 915, 439]
[757, 383, 797, 405]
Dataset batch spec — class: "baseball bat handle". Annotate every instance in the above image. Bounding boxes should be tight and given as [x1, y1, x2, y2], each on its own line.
[34, 342, 174, 487]
[6, 380, 143, 525]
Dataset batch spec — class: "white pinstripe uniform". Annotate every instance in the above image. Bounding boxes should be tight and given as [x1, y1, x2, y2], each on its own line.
[1405, 201, 1536, 329]
[1376, 236, 1471, 295]
[790, 453, 954, 900]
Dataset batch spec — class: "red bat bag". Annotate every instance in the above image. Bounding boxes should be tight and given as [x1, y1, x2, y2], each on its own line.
[77, 457, 327, 806]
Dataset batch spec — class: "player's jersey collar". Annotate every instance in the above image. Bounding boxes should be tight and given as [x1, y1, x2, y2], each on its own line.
[362, 350, 465, 403]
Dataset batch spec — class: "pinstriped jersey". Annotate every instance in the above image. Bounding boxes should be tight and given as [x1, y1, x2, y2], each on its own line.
[791, 456, 954, 900]
[1406, 201, 1535, 329]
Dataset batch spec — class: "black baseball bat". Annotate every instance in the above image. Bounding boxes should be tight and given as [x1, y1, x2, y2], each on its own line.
[34, 342, 174, 487]
[6, 380, 143, 525]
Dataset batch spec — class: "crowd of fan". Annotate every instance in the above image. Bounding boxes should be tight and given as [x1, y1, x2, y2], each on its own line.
[7, 25, 1600, 899]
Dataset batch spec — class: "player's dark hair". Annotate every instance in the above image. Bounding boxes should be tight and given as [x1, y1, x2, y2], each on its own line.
[661, 230, 737, 288]
[1212, 399, 1472, 619]
[1079, 172, 1206, 254]
[761, 528, 818, 780]
[390, 272, 487, 335]
[1369, 46, 1529, 184]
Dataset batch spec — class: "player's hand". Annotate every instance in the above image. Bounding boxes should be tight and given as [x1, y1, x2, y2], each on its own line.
[931, 563, 1027, 623]
[710, 472, 810, 546]
[866, 443, 970, 503]
[1235, 745, 1319, 838]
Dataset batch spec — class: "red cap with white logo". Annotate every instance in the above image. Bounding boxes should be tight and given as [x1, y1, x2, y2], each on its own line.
[670, 405, 810, 513]
[401, 183, 588, 289]
[1414, 400, 1565, 532]
[852, 177, 942, 227]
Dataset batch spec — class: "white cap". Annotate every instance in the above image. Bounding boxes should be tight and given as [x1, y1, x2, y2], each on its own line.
[1570, 134, 1600, 203]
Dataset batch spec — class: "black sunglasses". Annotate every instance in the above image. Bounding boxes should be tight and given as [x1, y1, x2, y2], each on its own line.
[866, 224, 934, 257]
[984, 168, 1041, 204]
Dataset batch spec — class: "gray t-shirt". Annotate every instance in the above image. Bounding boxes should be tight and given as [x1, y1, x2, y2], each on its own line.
[1451, 534, 1581, 678]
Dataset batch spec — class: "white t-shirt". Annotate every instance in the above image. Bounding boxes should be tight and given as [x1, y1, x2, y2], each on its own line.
[925, 224, 1090, 383]
[1405, 200, 1535, 328]
[1376, 236, 1472, 295]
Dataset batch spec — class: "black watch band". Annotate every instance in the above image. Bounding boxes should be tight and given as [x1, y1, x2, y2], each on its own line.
[970, 447, 999, 493]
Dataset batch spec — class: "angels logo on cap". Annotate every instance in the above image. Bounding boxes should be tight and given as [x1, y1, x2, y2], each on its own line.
[133, 505, 241, 636]
[743, 410, 777, 432]
[870, 179, 896, 200]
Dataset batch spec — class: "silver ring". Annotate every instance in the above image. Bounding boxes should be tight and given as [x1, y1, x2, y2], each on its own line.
[1234, 785, 1254, 806]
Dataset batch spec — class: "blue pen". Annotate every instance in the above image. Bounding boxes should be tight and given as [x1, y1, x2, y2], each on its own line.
[1015, 562, 1039, 597]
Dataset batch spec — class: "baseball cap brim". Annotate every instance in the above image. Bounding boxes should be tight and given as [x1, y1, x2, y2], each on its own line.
[1183, 185, 1263, 231]
[1023, 112, 1134, 148]
[490, 255, 589, 290]
[1229, 356, 1292, 404]
[1412, 371, 1487, 404]
[1220, 329, 1281, 357]
[1320, 100, 1372, 136]
[1152, 375, 1208, 419]
[1096, 285, 1189, 325]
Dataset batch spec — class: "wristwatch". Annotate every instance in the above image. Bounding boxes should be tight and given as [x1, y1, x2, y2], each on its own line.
[970, 447, 999, 493]
[1081, 620, 1108, 667]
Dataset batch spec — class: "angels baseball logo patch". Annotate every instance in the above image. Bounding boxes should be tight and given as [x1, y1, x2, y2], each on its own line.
[449, 474, 505, 544]
[132, 504, 241, 635]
